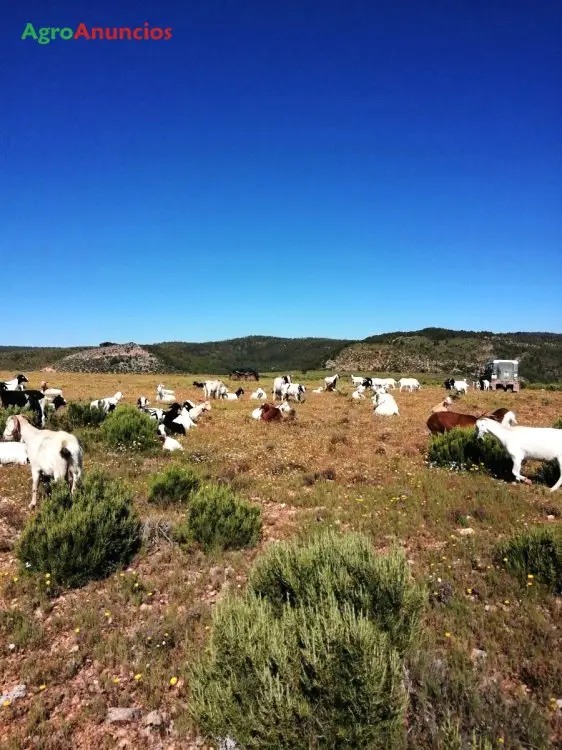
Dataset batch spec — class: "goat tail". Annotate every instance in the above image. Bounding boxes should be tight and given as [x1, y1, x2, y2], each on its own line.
[60, 440, 71, 459]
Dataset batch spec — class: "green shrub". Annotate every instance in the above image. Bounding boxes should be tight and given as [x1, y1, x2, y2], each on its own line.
[0, 405, 40, 432]
[494, 527, 562, 594]
[427, 428, 513, 479]
[48, 401, 107, 431]
[190, 594, 406, 749]
[17, 470, 141, 589]
[101, 404, 158, 452]
[147, 465, 200, 507]
[179, 484, 262, 553]
[553, 418, 562, 429]
[248, 530, 424, 655]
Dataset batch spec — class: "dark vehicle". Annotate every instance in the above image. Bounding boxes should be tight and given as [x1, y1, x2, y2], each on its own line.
[231, 369, 259, 381]
[481, 359, 520, 392]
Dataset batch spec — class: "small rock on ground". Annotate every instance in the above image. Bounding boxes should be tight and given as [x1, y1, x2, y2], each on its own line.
[106, 707, 142, 724]
[1, 684, 26, 704]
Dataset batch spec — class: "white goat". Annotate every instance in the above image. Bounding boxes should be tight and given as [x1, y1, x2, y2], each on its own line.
[40, 381, 63, 400]
[90, 391, 123, 413]
[431, 396, 453, 413]
[156, 384, 176, 403]
[312, 387, 324, 393]
[398, 378, 421, 392]
[272, 375, 292, 400]
[185, 401, 211, 422]
[453, 379, 469, 395]
[324, 374, 339, 391]
[157, 424, 184, 452]
[0, 442, 29, 465]
[282, 383, 306, 402]
[352, 388, 366, 400]
[3, 415, 83, 508]
[173, 407, 197, 432]
[378, 377, 396, 390]
[373, 391, 399, 416]
[203, 380, 226, 400]
[482, 379, 491, 391]
[250, 388, 267, 400]
[476, 418, 562, 492]
[222, 388, 245, 401]
[137, 396, 150, 408]
[351, 375, 365, 387]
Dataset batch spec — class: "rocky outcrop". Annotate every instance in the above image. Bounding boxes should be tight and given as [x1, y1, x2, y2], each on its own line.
[55, 342, 168, 374]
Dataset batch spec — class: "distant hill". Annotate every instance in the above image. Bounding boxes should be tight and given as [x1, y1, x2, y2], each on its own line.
[145, 337, 351, 374]
[1, 330, 561, 382]
[332, 328, 562, 382]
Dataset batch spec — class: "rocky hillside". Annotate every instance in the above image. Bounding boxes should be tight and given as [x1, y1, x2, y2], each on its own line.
[55, 342, 168, 374]
[331, 330, 562, 382]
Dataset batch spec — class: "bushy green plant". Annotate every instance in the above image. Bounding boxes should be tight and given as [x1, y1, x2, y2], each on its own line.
[179, 484, 262, 553]
[494, 527, 562, 594]
[427, 428, 513, 479]
[190, 595, 406, 749]
[48, 401, 106, 430]
[553, 418, 562, 429]
[248, 530, 423, 655]
[0, 405, 31, 433]
[147, 465, 200, 506]
[101, 404, 158, 452]
[17, 470, 141, 589]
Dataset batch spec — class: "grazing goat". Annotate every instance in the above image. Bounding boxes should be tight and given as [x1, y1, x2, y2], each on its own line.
[137, 396, 150, 408]
[272, 375, 292, 400]
[453, 380, 469, 395]
[431, 396, 453, 413]
[90, 392, 123, 413]
[193, 381, 205, 388]
[372, 377, 396, 390]
[481, 379, 491, 391]
[476, 418, 562, 492]
[324, 374, 339, 391]
[47, 395, 67, 412]
[352, 388, 366, 400]
[427, 408, 517, 435]
[157, 424, 184, 452]
[373, 391, 399, 416]
[312, 387, 324, 393]
[0, 389, 46, 427]
[0, 442, 29, 465]
[3, 415, 82, 508]
[156, 384, 176, 403]
[282, 383, 306, 402]
[444, 378, 455, 391]
[203, 380, 227, 400]
[399, 378, 421, 392]
[250, 388, 267, 400]
[222, 388, 245, 401]
[351, 375, 364, 387]
[0, 374, 28, 391]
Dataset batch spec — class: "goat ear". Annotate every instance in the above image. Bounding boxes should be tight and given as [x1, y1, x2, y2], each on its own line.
[13, 416, 21, 441]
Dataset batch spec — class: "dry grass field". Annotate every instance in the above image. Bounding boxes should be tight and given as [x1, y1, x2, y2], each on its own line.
[1, 370, 561, 749]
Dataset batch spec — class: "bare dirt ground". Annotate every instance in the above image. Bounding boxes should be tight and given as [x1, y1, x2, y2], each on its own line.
[1, 371, 561, 748]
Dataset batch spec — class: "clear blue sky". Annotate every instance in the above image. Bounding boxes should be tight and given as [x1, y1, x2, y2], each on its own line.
[2, 0, 561, 346]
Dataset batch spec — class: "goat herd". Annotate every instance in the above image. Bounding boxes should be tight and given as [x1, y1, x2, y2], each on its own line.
[1, 371, 561, 511]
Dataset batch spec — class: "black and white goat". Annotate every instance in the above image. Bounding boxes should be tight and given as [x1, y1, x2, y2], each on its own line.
[0, 388, 46, 427]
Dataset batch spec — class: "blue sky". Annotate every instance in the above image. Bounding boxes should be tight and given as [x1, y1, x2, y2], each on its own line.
[2, 0, 561, 346]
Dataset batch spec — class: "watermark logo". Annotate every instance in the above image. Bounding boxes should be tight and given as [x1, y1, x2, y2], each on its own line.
[21, 22, 173, 45]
